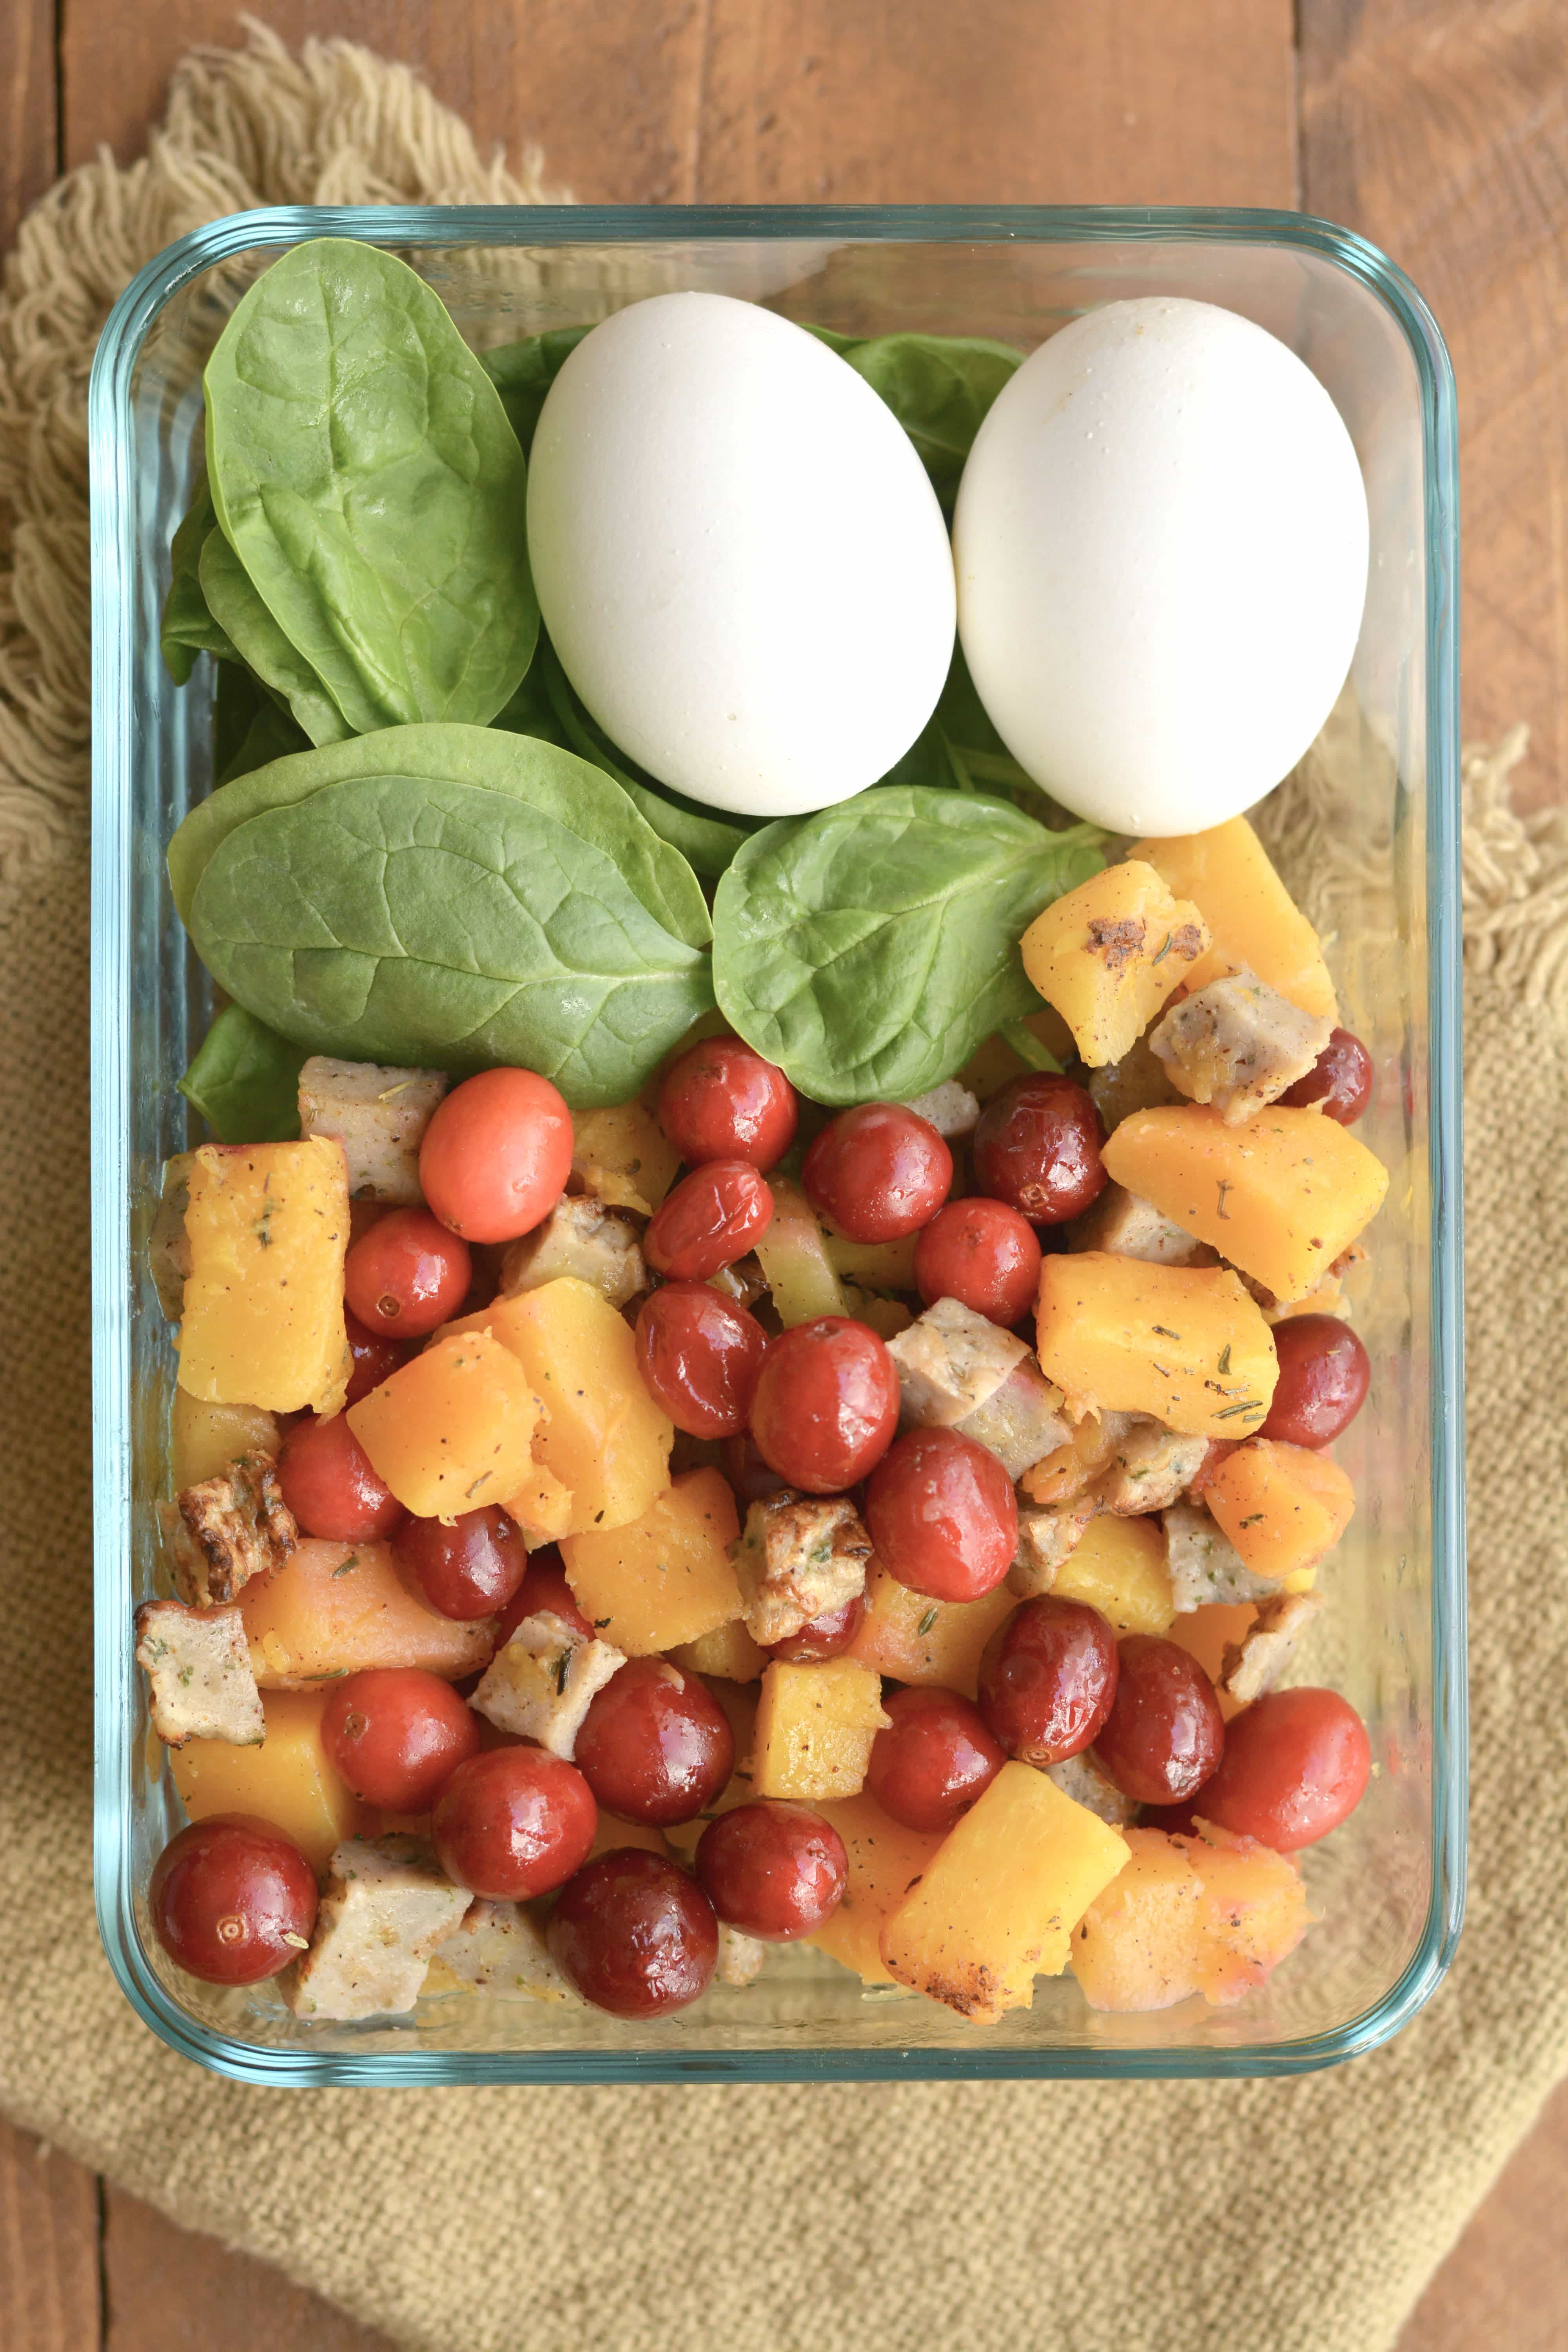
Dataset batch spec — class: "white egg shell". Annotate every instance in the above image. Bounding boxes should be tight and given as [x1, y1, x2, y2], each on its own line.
[526, 292, 956, 818]
[953, 296, 1370, 837]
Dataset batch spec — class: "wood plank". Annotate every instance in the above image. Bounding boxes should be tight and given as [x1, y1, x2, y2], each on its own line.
[0, 2118, 102, 2352]
[103, 2181, 391, 2352]
[1396, 2078, 1568, 2352]
[0, 0, 59, 252]
[1301, 0, 1568, 811]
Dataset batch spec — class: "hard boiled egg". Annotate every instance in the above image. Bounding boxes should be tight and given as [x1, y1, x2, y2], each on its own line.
[953, 297, 1369, 837]
[526, 292, 956, 818]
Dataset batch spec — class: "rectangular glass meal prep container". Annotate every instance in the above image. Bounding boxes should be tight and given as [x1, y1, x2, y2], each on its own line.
[90, 203, 1465, 2086]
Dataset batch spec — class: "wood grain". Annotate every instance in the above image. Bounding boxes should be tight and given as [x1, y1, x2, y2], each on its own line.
[1301, 0, 1568, 810]
[0, 0, 57, 251]
[1395, 2078, 1568, 2352]
[103, 2181, 392, 2351]
[0, 2119, 101, 2352]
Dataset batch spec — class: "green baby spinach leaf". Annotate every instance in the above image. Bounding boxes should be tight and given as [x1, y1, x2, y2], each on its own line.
[186, 769, 714, 1108]
[879, 640, 1058, 813]
[177, 1005, 309, 1142]
[160, 479, 239, 682]
[216, 693, 313, 788]
[712, 785, 1105, 1104]
[204, 237, 539, 736]
[841, 334, 1022, 510]
[480, 324, 592, 454]
[169, 722, 711, 956]
[198, 528, 355, 748]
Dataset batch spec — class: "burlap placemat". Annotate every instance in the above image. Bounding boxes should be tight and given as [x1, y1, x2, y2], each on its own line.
[3, 29, 1565, 2352]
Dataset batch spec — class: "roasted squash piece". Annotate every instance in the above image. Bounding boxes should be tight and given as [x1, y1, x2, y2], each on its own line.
[170, 1688, 367, 1868]
[1019, 862, 1211, 1068]
[1135, 817, 1338, 1023]
[805, 1791, 944, 1986]
[1071, 1821, 1310, 2011]
[666, 1618, 769, 1683]
[177, 1140, 350, 1414]
[754, 1179, 848, 1325]
[1051, 1512, 1175, 1635]
[571, 1100, 681, 1216]
[751, 1659, 890, 1802]
[348, 1330, 540, 1519]
[240, 1538, 494, 1688]
[170, 1392, 280, 1491]
[1035, 1252, 1278, 1438]
[1202, 1439, 1353, 1584]
[1102, 1104, 1388, 1303]
[561, 1468, 742, 1655]
[843, 1561, 1016, 1700]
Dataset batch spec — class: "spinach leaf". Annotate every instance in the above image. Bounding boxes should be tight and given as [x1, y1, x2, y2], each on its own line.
[198, 528, 355, 748]
[178, 1005, 309, 1142]
[217, 693, 313, 788]
[204, 237, 539, 735]
[168, 722, 711, 955]
[879, 640, 1054, 812]
[712, 785, 1104, 1104]
[480, 325, 592, 454]
[160, 479, 238, 682]
[187, 771, 714, 1108]
[841, 334, 1022, 510]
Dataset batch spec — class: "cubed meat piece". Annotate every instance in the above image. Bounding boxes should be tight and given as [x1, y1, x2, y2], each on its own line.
[150, 1152, 195, 1322]
[715, 1924, 769, 1987]
[1067, 1182, 1211, 1269]
[429, 1898, 579, 2004]
[469, 1611, 626, 1759]
[1096, 1424, 1210, 1516]
[1219, 1591, 1324, 1706]
[499, 1194, 646, 1310]
[164, 1452, 296, 1607]
[1020, 1409, 1148, 1508]
[1149, 968, 1333, 1127]
[285, 1838, 470, 2021]
[733, 1494, 873, 1646]
[1163, 1501, 1283, 1613]
[898, 1081, 981, 1140]
[1046, 1752, 1138, 1828]
[886, 1296, 1030, 1428]
[297, 1057, 448, 1203]
[1085, 1034, 1181, 1132]
[955, 1358, 1072, 1479]
[134, 1599, 264, 1748]
[1009, 1498, 1098, 1597]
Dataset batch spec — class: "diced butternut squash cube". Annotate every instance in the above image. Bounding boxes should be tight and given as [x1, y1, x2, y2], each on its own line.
[754, 1179, 848, 1326]
[1035, 1252, 1278, 1438]
[240, 1538, 494, 1687]
[561, 1469, 741, 1655]
[1203, 1439, 1353, 1581]
[1102, 1104, 1388, 1303]
[449, 1281, 672, 1536]
[170, 1393, 280, 1490]
[1071, 1822, 1310, 2012]
[822, 1229, 919, 1290]
[348, 1331, 540, 1519]
[844, 1561, 1016, 1699]
[571, 1100, 680, 1216]
[881, 1762, 1130, 2021]
[805, 1792, 944, 1985]
[177, 1140, 350, 1414]
[1051, 1512, 1174, 1634]
[1019, 862, 1211, 1068]
[752, 1659, 890, 1802]
[667, 1619, 769, 1683]
[1136, 818, 1338, 1023]
[1167, 1601, 1256, 1721]
[171, 1688, 365, 1868]
[503, 1460, 574, 1548]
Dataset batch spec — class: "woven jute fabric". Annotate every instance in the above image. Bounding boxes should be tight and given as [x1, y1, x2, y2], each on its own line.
[2, 29, 1565, 2352]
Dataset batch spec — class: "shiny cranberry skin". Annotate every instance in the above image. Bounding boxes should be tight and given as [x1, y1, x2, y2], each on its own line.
[766, 1592, 866, 1663]
[344, 1207, 472, 1338]
[494, 1546, 593, 1645]
[644, 1161, 773, 1281]
[149, 1817, 318, 1986]
[277, 1412, 405, 1543]
[1259, 1316, 1370, 1448]
[1196, 1687, 1371, 1850]
[865, 1426, 1018, 1602]
[393, 1505, 528, 1621]
[801, 1104, 953, 1243]
[978, 1596, 1120, 1765]
[657, 1034, 799, 1171]
[548, 1849, 718, 2017]
[322, 1668, 481, 1812]
[913, 1197, 1043, 1325]
[695, 1801, 848, 1940]
[432, 1747, 597, 1900]
[1092, 1634, 1226, 1804]
[343, 1307, 410, 1406]
[1279, 1028, 1374, 1124]
[866, 1686, 1005, 1833]
[721, 1431, 793, 1507]
[972, 1073, 1107, 1225]
[635, 1283, 768, 1437]
[749, 1316, 900, 1494]
[575, 1660, 736, 1826]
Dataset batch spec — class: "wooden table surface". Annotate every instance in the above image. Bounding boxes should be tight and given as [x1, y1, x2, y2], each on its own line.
[0, 2, 1564, 2345]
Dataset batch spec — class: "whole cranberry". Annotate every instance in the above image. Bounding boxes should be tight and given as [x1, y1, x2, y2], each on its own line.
[971, 1072, 1107, 1225]
[977, 1595, 1120, 1765]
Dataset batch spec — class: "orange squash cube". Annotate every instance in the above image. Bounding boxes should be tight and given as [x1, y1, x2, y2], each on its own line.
[1203, 1439, 1354, 1582]
[571, 1100, 680, 1216]
[170, 1688, 365, 1868]
[1051, 1512, 1174, 1634]
[667, 1619, 769, 1683]
[561, 1469, 742, 1655]
[348, 1330, 541, 1519]
[1136, 818, 1338, 1023]
[240, 1537, 494, 1688]
[1035, 1252, 1278, 1438]
[1167, 1601, 1256, 1721]
[177, 1140, 350, 1414]
[1020, 861, 1211, 1068]
[1071, 1822, 1311, 2012]
[752, 1659, 890, 1802]
[170, 1393, 280, 1491]
[805, 1791, 944, 1986]
[843, 1561, 1016, 1700]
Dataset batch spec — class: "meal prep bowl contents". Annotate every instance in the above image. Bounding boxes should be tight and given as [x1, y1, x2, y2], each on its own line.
[136, 236, 1390, 2039]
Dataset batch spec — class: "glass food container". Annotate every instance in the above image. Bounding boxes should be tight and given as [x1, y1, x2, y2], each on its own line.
[90, 205, 1465, 2085]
